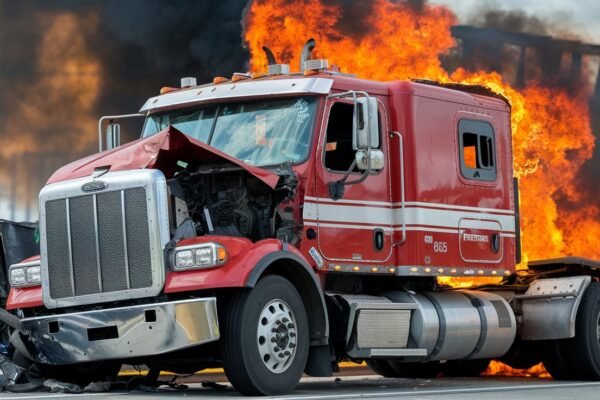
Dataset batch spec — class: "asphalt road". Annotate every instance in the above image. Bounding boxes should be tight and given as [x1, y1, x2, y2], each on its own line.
[1, 372, 599, 399]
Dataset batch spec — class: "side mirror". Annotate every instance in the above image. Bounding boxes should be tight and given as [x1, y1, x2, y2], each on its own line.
[352, 97, 379, 150]
[106, 122, 121, 150]
[356, 149, 384, 171]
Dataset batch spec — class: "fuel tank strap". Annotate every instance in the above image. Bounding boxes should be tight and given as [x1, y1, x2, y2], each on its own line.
[462, 292, 488, 359]
[421, 291, 446, 360]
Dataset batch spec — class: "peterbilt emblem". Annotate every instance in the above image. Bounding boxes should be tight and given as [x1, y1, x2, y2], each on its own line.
[82, 181, 107, 192]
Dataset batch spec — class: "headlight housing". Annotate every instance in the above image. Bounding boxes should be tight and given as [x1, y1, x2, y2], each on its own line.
[9, 261, 42, 287]
[171, 243, 228, 271]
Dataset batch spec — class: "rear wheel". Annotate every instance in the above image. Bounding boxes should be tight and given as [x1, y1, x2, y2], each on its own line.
[443, 359, 490, 377]
[220, 275, 309, 395]
[560, 282, 600, 380]
[542, 340, 577, 380]
[387, 361, 444, 378]
[366, 360, 397, 377]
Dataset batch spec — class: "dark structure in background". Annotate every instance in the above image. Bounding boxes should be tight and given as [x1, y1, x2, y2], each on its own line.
[449, 25, 600, 197]
[451, 25, 600, 90]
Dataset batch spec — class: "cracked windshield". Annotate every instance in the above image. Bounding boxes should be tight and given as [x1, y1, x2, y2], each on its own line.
[142, 96, 317, 166]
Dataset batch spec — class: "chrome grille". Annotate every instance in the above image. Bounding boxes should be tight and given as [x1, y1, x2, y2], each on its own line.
[40, 170, 169, 309]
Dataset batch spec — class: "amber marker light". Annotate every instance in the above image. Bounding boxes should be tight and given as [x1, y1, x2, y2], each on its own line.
[160, 87, 178, 94]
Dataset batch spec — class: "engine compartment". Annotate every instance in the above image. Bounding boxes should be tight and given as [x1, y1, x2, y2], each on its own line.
[168, 162, 301, 244]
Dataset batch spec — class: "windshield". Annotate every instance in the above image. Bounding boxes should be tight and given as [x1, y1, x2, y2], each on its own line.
[142, 97, 317, 166]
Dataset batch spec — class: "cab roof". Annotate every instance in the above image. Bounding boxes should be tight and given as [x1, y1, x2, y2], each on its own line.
[139, 72, 510, 114]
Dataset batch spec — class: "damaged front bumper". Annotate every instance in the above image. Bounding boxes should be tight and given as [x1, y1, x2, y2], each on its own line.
[19, 298, 219, 365]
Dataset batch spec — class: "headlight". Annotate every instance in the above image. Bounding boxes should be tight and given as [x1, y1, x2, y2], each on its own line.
[9, 261, 42, 287]
[172, 243, 228, 271]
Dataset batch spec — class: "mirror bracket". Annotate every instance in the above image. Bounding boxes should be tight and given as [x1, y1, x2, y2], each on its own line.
[328, 181, 345, 201]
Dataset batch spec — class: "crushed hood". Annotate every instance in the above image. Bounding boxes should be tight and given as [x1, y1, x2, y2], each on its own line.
[47, 126, 280, 189]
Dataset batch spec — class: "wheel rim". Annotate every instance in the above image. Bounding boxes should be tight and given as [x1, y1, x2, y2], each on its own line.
[256, 299, 298, 374]
[596, 312, 600, 346]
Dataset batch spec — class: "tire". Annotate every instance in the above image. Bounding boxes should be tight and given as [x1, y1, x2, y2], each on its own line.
[541, 340, 577, 380]
[387, 361, 444, 378]
[220, 275, 309, 395]
[366, 360, 398, 377]
[443, 359, 490, 377]
[560, 282, 600, 380]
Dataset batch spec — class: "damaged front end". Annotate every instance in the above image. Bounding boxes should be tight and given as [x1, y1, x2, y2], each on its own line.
[10, 126, 304, 366]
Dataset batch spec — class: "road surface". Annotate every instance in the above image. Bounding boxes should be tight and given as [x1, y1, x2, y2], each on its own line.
[0, 367, 599, 399]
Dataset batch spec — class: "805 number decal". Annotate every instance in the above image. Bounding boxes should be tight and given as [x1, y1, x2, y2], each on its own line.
[433, 241, 448, 253]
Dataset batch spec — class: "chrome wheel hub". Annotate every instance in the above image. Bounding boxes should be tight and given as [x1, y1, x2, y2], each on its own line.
[257, 299, 297, 373]
[596, 313, 600, 345]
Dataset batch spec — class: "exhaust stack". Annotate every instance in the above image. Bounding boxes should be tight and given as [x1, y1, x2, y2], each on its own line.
[263, 45, 290, 75]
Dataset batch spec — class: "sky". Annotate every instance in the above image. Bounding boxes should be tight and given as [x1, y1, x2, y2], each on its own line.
[432, 0, 600, 43]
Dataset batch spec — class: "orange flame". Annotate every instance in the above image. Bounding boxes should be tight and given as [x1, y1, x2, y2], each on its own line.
[244, 0, 598, 268]
[484, 361, 551, 379]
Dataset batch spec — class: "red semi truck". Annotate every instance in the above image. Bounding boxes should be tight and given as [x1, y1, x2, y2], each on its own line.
[4, 44, 600, 395]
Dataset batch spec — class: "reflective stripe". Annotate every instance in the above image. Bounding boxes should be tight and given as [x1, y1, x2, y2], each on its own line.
[303, 202, 516, 233]
[304, 196, 515, 215]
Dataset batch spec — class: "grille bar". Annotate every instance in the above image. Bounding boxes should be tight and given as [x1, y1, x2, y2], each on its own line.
[65, 199, 76, 296]
[92, 194, 103, 293]
[121, 190, 131, 290]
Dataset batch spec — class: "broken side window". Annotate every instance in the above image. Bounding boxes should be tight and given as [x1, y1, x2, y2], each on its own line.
[458, 119, 497, 181]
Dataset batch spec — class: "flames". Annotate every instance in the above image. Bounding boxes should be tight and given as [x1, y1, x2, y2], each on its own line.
[244, 0, 599, 267]
[484, 361, 551, 379]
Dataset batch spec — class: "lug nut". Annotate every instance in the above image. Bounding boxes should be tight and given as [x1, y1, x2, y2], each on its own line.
[289, 343, 296, 348]
[284, 351, 291, 356]
[274, 347, 280, 352]
[271, 337, 277, 343]
[282, 317, 289, 323]
[279, 353, 284, 358]
[290, 332, 296, 338]
[271, 328, 278, 333]
[287, 323, 295, 329]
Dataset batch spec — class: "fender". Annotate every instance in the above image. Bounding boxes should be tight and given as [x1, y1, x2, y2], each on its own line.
[165, 236, 329, 340]
[518, 275, 591, 340]
[164, 237, 288, 292]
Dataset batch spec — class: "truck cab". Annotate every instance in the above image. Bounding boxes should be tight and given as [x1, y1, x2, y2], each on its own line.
[5, 53, 600, 395]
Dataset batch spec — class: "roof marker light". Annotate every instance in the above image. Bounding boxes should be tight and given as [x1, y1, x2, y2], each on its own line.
[213, 76, 229, 84]
[160, 87, 178, 95]
[232, 73, 251, 82]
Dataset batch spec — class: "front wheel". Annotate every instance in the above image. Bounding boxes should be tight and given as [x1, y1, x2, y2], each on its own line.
[220, 275, 309, 396]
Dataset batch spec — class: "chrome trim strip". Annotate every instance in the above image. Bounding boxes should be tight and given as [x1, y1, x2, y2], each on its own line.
[20, 298, 220, 365]
[92, 194, 102, 292]
[139, 77, 333, 113]
[120, 190, 131, 289]
[65, 198, 76, 296]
